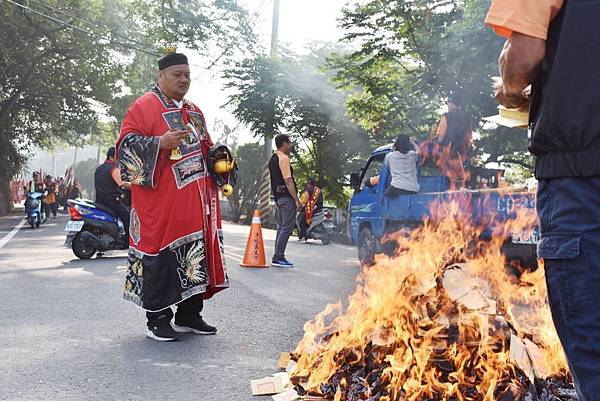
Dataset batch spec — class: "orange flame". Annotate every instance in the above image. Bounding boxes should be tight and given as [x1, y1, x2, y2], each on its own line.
[290, 196, 570, 400]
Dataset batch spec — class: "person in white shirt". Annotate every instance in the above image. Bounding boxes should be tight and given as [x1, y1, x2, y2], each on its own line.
[384, 135, 420, 197]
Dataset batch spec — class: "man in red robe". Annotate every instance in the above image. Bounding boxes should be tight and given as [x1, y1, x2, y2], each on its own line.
[117, 51, 229, 342]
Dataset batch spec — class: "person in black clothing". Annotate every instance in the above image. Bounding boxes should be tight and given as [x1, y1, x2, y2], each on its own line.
[435, 94, 472, 158]
[268, 134, 301, 268]
[434, 94, 473, 189]
[297, 178, 324, 241]
[94, 147, 131, 234]
[487, 1, 600, 399]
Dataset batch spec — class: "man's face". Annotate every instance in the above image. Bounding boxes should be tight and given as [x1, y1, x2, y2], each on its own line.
[282, 141, 293, 154]
[157, 64, 191, 100]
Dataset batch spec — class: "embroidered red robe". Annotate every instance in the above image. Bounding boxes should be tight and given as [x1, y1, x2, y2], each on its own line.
[117, 85, 228, 312]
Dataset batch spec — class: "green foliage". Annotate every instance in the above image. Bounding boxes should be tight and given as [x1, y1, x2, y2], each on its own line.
[224, 50, 370, 207]
[0, 0, 255, 214]
[223, 56, 288, 139]
[228, 142, 262, 224]
[332, 0, 528, 171]
[110, 0, 256, 122]
[0, 0, 125, 212]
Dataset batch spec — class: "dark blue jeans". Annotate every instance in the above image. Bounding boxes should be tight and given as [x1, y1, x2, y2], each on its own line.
[537, 178, 600, 401]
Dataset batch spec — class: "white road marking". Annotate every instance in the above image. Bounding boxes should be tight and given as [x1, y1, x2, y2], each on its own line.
[0, 219, 26, 251]
[225, 251, 244, 262]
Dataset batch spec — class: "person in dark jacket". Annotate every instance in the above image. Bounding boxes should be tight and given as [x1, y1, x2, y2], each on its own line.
[94, 147, 131, 234]
[487, 1, 600, 399]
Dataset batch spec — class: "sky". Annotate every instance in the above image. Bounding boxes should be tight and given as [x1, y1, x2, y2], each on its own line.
[187, 0, 348, 145]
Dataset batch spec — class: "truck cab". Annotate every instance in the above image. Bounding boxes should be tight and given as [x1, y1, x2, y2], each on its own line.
[348, 144, 538, 265]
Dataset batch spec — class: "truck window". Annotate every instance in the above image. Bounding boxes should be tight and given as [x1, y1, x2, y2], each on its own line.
[361, 154, 385, 189]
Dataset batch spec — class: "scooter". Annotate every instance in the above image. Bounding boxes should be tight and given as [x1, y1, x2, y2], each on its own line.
[64, 198, 129, 259]
[25, 192, 45, 229]
[297, 208, 335, 245]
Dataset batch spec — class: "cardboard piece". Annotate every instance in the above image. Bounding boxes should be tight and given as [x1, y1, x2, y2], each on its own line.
[286, 359, 297, 374]
[456, 290, 489, 311]
[481, 299, 497, 315]
[442, 266, 472, 301]
[251, 374, 288, 396]
[509, 334, 534, 383]
[416, 276, 437, 296]
[523, 338, 549, 379]
[272, 389, 300, 401]
[278, 352, 291, 369]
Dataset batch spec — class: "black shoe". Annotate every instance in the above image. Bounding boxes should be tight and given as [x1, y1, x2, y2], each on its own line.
[146, 315, 179, 342]
[173, 316, 217, 335]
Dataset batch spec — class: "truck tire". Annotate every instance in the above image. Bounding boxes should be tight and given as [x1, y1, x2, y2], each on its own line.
[72, 231, 96, 259]
[358, 227, 377, 266]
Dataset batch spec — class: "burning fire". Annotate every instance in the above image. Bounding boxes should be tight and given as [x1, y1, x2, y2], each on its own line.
[290, 199, 574, 401]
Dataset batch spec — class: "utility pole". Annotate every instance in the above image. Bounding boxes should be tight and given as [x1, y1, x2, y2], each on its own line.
[270, 0, 280, 59]
[258, 0, 280, 227]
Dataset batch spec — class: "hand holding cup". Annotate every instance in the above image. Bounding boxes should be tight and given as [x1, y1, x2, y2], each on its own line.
[159, 129, 189, 150]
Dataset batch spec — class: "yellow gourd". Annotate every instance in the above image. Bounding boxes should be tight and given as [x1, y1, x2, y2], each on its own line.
[221, 184, 234, 197]
[214, 160, 234, 174]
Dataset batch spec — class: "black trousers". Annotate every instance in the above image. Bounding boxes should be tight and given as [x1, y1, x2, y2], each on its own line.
[298, 210, 308, 239]
[97, 196, 130, 235]
[146, 294, 204, 326]
[43, 202, 58, 218]
[384, 186, 418, 198]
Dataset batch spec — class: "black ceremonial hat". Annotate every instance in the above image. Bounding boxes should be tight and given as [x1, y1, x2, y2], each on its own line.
[158, 47, 188, 70]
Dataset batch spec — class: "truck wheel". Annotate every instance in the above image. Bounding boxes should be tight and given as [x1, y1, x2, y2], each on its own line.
[358, 227, 376, 266]
[72, 232, 96, 259]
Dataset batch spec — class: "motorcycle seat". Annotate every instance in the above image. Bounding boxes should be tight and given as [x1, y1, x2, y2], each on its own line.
[89, 201, 118, 217]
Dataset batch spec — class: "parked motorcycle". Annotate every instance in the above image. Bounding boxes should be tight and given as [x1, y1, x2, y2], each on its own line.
[297, 208, 335, 245]
[25, 192, 45, 229]
[64, 198, 129, 259]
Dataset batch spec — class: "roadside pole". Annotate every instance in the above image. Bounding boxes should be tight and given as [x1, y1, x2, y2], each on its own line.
[258, 0, 280, 227]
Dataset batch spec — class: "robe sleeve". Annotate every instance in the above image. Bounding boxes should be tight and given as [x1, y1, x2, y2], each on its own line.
[117, 99, 162, 189]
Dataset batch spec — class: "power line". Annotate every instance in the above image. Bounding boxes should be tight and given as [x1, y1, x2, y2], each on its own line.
[25, 0, 154, 50]
[3, 0, 160, 56]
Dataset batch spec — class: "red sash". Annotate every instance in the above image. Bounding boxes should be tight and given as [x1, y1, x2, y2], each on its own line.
[305, 187, 321, 225]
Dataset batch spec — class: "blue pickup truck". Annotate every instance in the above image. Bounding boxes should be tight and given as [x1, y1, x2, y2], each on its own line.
[348, 144, 538, 265]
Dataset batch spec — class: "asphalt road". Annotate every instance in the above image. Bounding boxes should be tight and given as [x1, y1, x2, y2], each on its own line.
[0, 211, 360, 401]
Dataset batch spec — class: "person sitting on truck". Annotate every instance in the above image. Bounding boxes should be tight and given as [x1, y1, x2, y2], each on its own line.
[384, 134, 420, 198]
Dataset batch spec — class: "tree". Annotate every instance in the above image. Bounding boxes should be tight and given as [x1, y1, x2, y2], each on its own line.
[330, 0, 530, 172]
[0, 0, 256, 215]
[212, 118, 239, 153]
[228, 143, 262, 224]
[223, 56, 289, 140]
[224, 48, 370, 207]
[0, 0, 124, 214]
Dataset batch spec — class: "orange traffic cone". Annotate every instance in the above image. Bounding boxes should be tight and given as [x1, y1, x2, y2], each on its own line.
[240, 210, 268, 268]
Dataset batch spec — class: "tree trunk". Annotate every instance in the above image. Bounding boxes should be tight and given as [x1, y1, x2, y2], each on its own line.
[0, 175, 13, 216]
